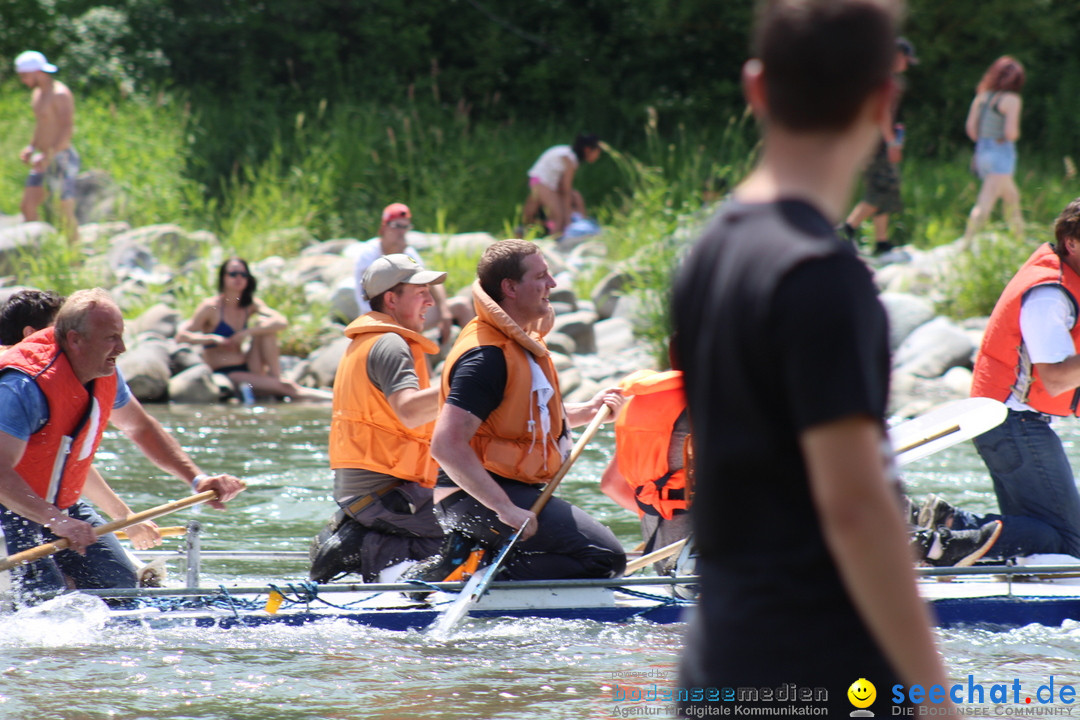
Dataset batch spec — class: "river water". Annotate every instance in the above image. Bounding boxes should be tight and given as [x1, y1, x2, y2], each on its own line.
[2, 404, 1080, 720]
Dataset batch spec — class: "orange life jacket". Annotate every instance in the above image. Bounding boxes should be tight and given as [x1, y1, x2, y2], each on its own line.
[441, 281, 566, 484]
[329, 312, 440, 486]
[971, 243, 1080, 416]
[615, 370, 690, 520]
[0, 327, 117, 509]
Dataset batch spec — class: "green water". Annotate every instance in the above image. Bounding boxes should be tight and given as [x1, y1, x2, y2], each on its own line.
[3, 404, 1080, 719]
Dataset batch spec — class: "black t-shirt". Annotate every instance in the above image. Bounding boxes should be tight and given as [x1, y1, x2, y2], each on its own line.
[673, 199, 898, 706]
[436, 346, 509, 488]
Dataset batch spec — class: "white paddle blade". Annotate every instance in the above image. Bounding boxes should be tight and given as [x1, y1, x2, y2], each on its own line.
[890, 397, 1007, 467]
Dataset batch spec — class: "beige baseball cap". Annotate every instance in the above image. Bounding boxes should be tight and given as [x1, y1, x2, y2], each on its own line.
[362, 253, 447, 301]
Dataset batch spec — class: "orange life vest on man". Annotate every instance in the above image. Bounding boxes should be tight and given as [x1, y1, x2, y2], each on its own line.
[0, 327, 117, 509]
[329, 312, 440, 487]
[441, 281, 566, 484]
[972, 243, 1080, 416]
[615, 370, 691, 520]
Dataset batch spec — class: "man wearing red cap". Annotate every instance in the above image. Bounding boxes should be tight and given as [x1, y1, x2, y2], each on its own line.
[352, 203, 462, 344]
[14, 50, 79, 244]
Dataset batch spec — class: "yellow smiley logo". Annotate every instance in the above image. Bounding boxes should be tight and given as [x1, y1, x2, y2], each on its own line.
[848, 678, 876, 709]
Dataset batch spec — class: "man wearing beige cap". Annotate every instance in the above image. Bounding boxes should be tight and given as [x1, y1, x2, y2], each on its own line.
[310, 253, 449, 583]
[14, 50, 79, 244]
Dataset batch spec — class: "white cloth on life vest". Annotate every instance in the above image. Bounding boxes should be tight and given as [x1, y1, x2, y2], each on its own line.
[526, 354, 556, 470]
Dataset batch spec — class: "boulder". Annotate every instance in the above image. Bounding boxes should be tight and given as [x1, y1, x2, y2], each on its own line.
[590, 269, 632, 320]
[169, 344, 203, 376]
[168, 364, 222, 404]
[594, 317, 636, 355]
[74, 169, 120, 224]
[557, 365, 583, 398]
[552, 310, 599, 355]
[0, 222, 53, 276]
[545, 331, 577, 356]
[302, 335, 351, 388]
[879, 292, 936, 352]
[78, 221, 131, 246]
[893, 317, 976, 379]
[117, 339, 172, 402]
[330, 277, 360, 323]
[129, 303, 181, 339]
[441, 232, 497, 258]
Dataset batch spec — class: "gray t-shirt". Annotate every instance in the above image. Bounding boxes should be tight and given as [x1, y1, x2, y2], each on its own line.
[333, 333, 421, 503]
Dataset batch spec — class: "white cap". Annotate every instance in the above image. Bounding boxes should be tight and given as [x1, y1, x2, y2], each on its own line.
[15, 51, 57, 74]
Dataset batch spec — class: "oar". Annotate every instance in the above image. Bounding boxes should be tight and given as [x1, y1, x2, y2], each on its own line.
[429, 405, 613, 637]
[0, 491, 217, 573]
[889, 397, 1007, 467]
[115, 526, 187, 541]
[625, 538, 688, 575]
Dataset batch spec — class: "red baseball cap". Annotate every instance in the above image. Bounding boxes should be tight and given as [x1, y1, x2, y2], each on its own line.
[381, 203, 412, 224]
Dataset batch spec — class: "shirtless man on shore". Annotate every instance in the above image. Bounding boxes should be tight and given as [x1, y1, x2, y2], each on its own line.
[15, 51, 79, 244]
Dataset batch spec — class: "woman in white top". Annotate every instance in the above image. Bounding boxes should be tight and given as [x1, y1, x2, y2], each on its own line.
[522, 133, 602, 235]
[963, 56, 1026, 247]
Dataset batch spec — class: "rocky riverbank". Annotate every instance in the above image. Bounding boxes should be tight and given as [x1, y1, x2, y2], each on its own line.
[0, 215, 989, 418]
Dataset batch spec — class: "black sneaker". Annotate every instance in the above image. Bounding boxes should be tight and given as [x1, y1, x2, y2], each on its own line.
[308, 515, 368, 583]
[917, 494, 956, 530]
[916, 520, 1003, 567]
[399, 531, 481, 601]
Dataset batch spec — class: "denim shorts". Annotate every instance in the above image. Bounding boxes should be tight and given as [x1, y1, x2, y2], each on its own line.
[974, 138, 1016, 178]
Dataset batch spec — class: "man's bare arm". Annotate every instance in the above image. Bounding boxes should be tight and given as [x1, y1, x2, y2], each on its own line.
[430, 404, 537, 539]
[802, 415, 952, 697]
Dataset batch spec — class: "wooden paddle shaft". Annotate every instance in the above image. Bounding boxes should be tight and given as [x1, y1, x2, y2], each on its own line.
[625, 538, 688, 574]
[0, 491, 217, 573]
[115, 526, 188, 541]
[529, 404, 612, 515]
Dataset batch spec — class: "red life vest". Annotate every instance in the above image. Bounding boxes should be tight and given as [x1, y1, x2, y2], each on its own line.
[441, 281, 566, 484]
[971, 243, 1080, 416]
[0, 328, 117, 509]
[615, 370, 690, 520]
[329, 312, 439, 486]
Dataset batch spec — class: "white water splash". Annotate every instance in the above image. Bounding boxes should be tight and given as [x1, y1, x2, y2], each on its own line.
[0, 593, 110, 647]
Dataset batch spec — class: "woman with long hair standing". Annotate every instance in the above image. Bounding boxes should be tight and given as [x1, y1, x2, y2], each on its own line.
[177, 257, 332, 402]
[963, 56, 1026, 247]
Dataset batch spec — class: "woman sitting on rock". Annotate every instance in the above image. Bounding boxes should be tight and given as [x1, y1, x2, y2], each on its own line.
[177, 257, 332, 402]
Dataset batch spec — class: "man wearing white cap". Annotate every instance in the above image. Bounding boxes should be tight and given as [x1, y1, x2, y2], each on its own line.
[310, 253, 449, 583]
[14, 50, 79, 244]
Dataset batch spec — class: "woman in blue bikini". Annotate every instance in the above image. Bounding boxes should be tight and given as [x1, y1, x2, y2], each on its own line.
[177, 257, 332, 402]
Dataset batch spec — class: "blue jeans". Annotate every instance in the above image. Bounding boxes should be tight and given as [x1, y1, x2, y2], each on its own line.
[1, 500, 137, 602]
[952, 410, 1080, 557]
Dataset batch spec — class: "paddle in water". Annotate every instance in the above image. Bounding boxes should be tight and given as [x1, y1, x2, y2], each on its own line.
[428, 405, 613, 637]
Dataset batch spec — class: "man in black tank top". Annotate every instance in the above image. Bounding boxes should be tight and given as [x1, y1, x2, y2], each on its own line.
[673, 2, 951, 717]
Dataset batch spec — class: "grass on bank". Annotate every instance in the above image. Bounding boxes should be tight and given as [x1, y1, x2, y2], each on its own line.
[2, 81, 1079, 358]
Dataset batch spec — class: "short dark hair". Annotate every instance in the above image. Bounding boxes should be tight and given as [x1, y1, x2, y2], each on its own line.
[752, 0, 898, 131]
[1054, 198, 1080, 260]
[217, 257, 256, 308]
[0, 289, 65, 345]
[572, 133, 601, 162]
[369, 283, 405, 313]
[477, 240, 540, 303]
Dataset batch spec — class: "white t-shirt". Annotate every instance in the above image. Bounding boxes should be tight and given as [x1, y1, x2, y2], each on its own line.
[353, 238, 424, 315]
[527, 145, 578, 190]
[1009, 285, 1078, 411]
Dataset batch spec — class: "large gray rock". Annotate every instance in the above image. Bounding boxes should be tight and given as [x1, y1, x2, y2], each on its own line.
[0, 222, 53, 276]
[128, 303, 181, 339]
[117, 339, 172, 402]
[594, 317, 636, 355]
[590, 269, 632, 321]
[79, 221, 131, 246]
[552, 310, 599, 355]
[545, 331, 577, 356]
[893, 317, 976, 379]
[330, 277, 360, 323]
[168, 364, 222, 404]
[74, 169, 119, 223]
[880, 292, 936, 352]
[302, 335, 351, 388]
[442, 232, 497, 258]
